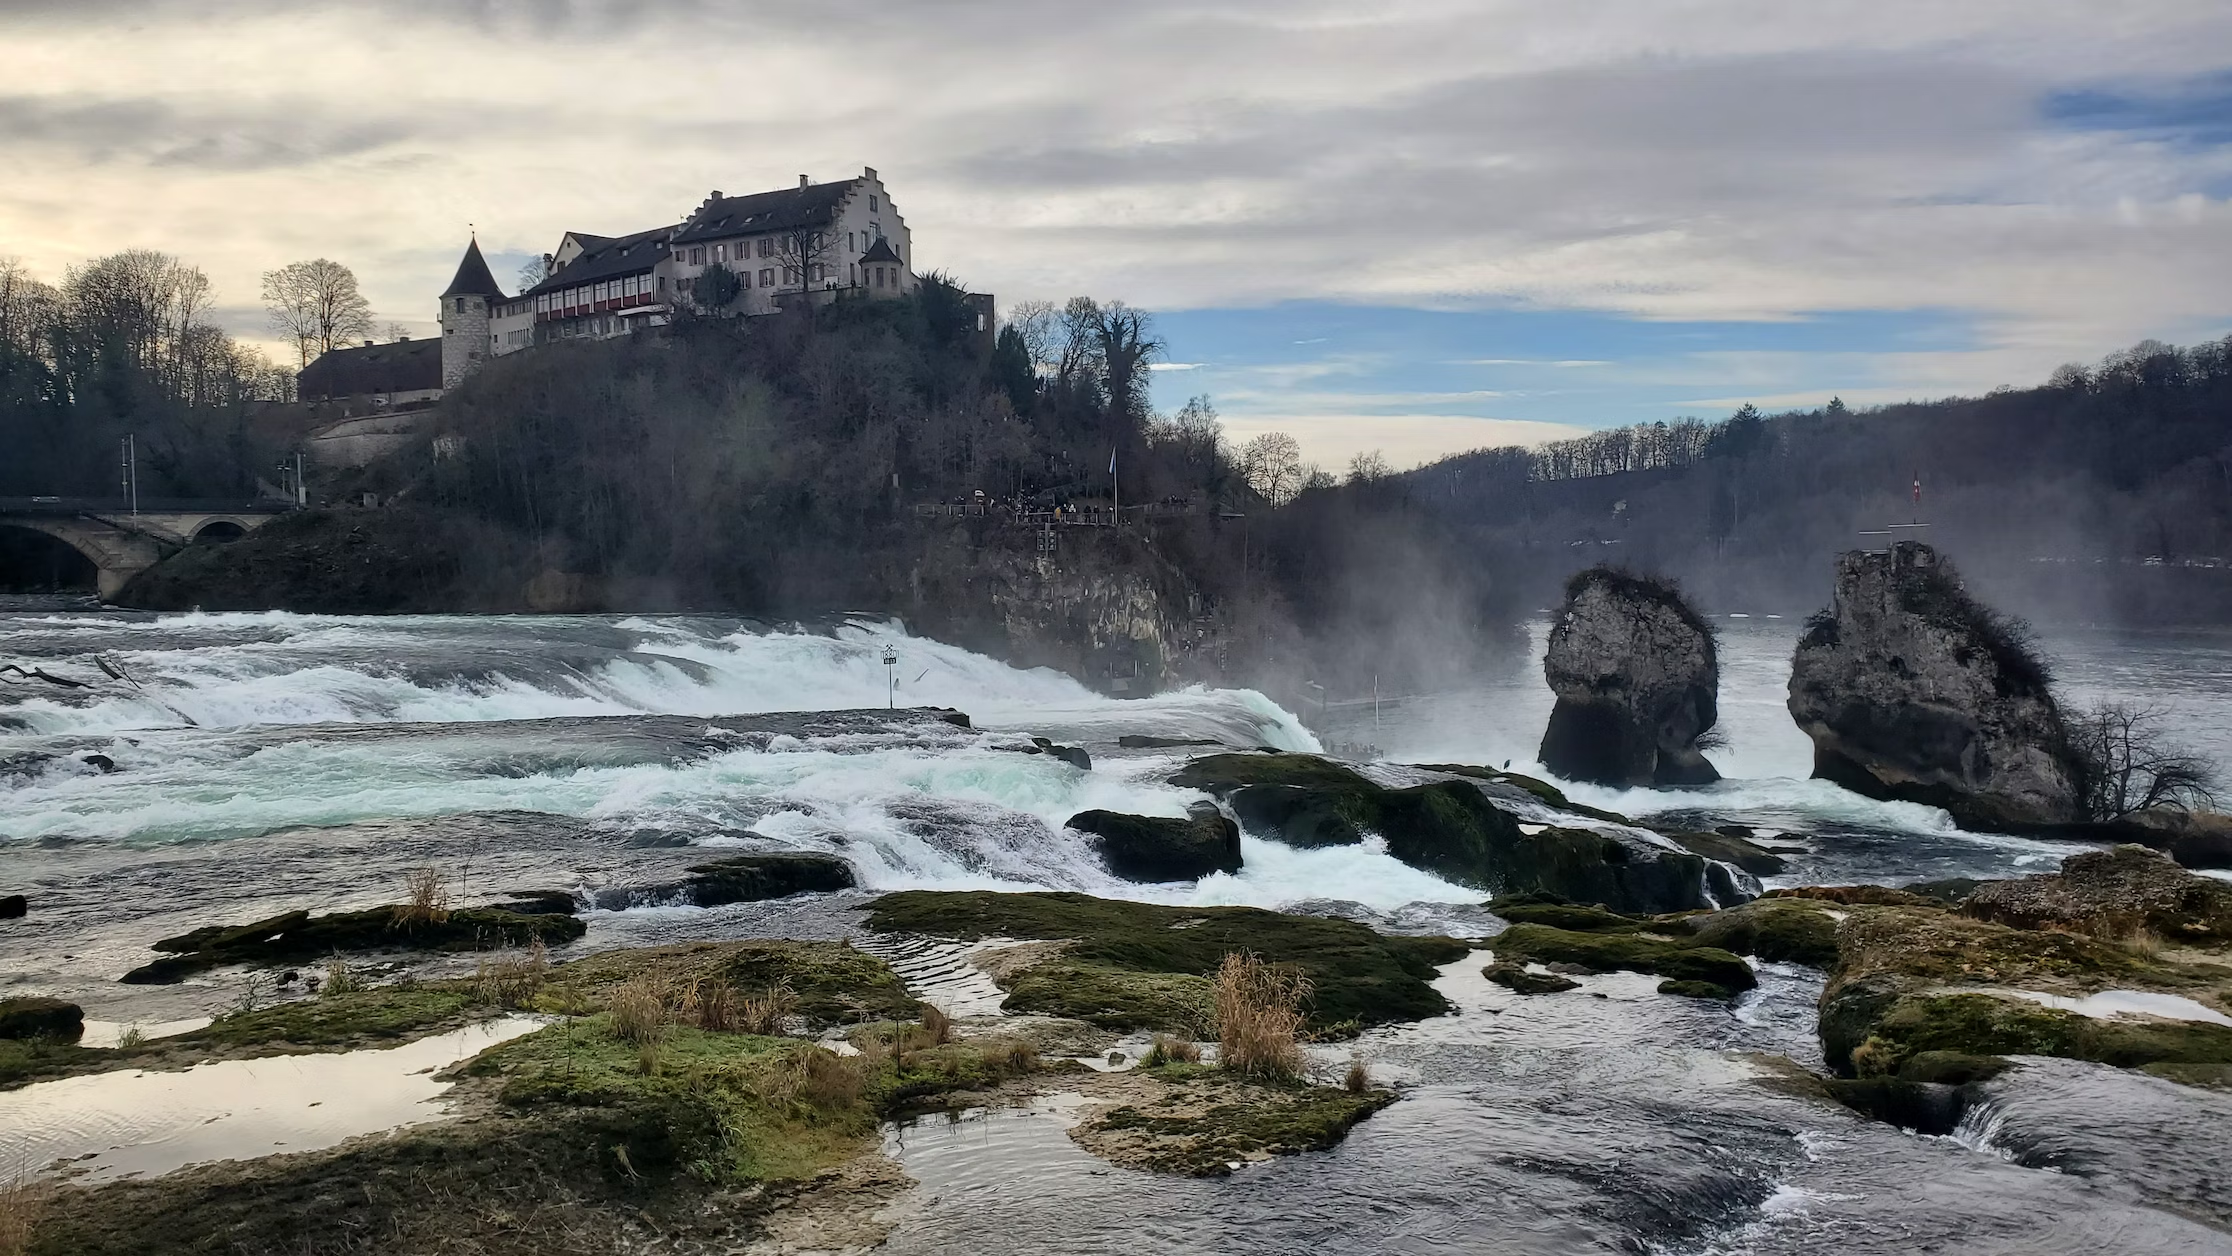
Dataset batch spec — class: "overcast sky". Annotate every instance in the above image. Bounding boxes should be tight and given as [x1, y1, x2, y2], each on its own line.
[6, 0, 2230, 469]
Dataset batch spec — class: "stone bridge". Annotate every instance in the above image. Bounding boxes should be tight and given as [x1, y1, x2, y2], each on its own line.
[0, 497, 292, 598]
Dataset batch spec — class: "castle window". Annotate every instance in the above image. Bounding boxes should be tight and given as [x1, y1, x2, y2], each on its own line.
[713, 244, 725, 262]
[760, 268, 774, 287]
[869, 195, 879, 211]
[689, 247, 704, 265]
[739, 270, 750, 289]
[758, 238, 772, 258]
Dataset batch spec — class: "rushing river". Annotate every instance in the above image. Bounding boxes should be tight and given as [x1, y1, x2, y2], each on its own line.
[2, 607, 2229, 1251]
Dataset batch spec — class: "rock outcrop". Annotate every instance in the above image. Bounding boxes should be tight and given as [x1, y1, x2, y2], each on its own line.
[1067, 804, 1243, 882]
[1788, 542, 2082, 830]
[1171, 753, 1747, 913]
[0, 996, 83, 1041]
[1962, 844, 2232, 941]
[1538, 567, 1721, 788]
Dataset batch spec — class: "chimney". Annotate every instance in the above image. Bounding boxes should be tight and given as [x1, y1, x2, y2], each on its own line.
[863, 166, 877, 181]
[799, 174, 810, 188]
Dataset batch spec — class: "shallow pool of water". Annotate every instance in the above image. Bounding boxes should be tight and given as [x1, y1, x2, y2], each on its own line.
[0, 1015, 543, 1182]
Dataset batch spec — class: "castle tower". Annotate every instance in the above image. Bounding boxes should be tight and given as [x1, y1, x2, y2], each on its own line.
[439, 236, 505, 390]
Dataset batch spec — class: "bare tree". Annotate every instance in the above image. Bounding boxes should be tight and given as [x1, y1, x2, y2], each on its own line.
[381, 322, 412, 343]
[1347, 449, 1393, 483]
[517, 254, 555, 292]
[1241, 431, 1304, 504]
[775, 225, 839, 298]
[1002, 299, 1057, 375]
[1094, 302, 1161, 422]
[2068, 702, 2219, 820]
[262, 259, 373, 368]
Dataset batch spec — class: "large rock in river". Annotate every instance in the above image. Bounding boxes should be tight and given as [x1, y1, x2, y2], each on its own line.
[1538, 567, 1721, 788]
[1067, 804, 1242, 882]
[1788, 542, 2081, 830]
[1172, 753, 1746, 913]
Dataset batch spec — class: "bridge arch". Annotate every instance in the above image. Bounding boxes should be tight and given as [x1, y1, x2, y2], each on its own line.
[192, 519, 250, 542]
[0, 522, 99, 592]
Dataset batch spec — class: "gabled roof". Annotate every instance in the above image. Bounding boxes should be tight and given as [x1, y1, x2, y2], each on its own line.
[671, 179, 863, 245]
[519, 226, 671, 299]
[298, 338, 443, 400]
[859, 236, 905, 266]
[440, 238, 506, 299]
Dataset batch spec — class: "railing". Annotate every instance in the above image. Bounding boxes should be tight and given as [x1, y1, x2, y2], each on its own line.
[0, 497, 292, 516]
[910, 500, 1205, 527]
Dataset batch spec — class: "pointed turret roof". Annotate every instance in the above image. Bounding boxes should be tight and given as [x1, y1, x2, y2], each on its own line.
[860, 236, 905, 266]
[441, 237, 506, 299]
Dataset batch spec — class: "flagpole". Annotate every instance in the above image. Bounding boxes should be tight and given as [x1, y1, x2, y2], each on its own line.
[1111, 446, 1120, 530]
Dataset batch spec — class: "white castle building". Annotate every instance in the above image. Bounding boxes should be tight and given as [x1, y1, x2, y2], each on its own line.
[437, 167, 927, 389]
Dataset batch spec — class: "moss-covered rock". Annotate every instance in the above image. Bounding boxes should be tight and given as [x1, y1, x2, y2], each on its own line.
[866, 890, 1466, 1032]
[1963, 844, 2232, 941]
[1488, 894, 1646, 933]
[681, 852, 857, 905]
[0, 996, 83, 1041]
[1656, 979, 1739, 999]
[1659, 829, 1789, 876]
[1489, 923, 1757, 992]
[1070, 1074, 1395, 1175]
[1850, 992, 2232, 1077]
[1172, 753, 1733, 912]
[544, 939, 920, 1030]
[123, 905, 586, 983]
[1065, 805, 1242, 881]
[1682, 897, 1842, 967]
[1412, 764, 1635, 824]
[1484, 962, 1580, 994]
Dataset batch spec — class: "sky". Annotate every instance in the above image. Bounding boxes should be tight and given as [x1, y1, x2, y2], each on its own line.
[5, 0, 2231, 470]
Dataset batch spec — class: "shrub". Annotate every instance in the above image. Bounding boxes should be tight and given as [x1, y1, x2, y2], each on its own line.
[606, 972, 671, 1047]
[474, 939, 549, 1008]
[0, 1170, 46, 1256]
[1142, 1034, 1202, 1066]
[395, 866, 452, 929]
[2067, 701, 2219, 820]
[1213, 951, 1311, 1081]
[320, 956, 362, 998]
[737, 981, 800, 1037]
[917, 1003, 954, 1048]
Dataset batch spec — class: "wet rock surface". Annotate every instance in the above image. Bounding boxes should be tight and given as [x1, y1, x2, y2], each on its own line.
[121, 905, 587, 984]
[1538, 567, 1722, 788]
[1788, 541, 2083, 830]
[1173, 753, 1738, 913]
[1066, 804, 1242, 882]
[1962, 844, 2232, 939]
[0, 997, 84, 1042]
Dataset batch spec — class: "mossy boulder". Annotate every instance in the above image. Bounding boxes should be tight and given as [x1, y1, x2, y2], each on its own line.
[1172, 753, 1736, 913]
[1484, 962, 1580, 994]
[1681, 897, 1842, 967]
[681, 852, 857, 906]
[1413, 765, 1635, 824]
[1066, 804, 1242, 882]
[1816, 895, 2232, 1079]
[1071, 1075, 1395, 1175]
[866, 890, 1467, 1032]
[1489, 923, 1757, 992]
[122, 905, 587, 983]
[0, 996, 83, 1041]
[544, 939, 921, 1030]
[1963, 844, 2232, 941]
[1660, 829, 1789, 876]
[1488, 894, 1645, 933]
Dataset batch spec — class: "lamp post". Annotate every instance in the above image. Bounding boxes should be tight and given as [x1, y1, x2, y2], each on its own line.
[882, 645, 898, 710]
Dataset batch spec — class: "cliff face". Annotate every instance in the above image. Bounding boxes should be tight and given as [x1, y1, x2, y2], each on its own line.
[1787, 541, 2080, 830]
[904, 521, 1204, 694]
[1538, 568, 1721, 788]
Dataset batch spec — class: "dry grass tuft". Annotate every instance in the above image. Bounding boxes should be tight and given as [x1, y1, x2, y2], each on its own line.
[2117, 926, 2164, 959]
[737, 981, 800, 1037]
[320, 955, 363, 998]
[1213, 950, 1311, 1081]
[790, 1046, 868, 1109]
[675, 976, 735, 1033]
[1143, 1034, 1203, 1067]
[636, 1041, 661, 1076]
[394, 866, 452, 929]
[114, 1024, 147, 1050]
[918, 1002, 954, 1047]
[606, 972, 672, 1047]
[1344, 1057, 1371, 1093]
[978, 1039, 1040, 1073]
[475, 938, 549, 1008]
[0, 1170, 48, 1256]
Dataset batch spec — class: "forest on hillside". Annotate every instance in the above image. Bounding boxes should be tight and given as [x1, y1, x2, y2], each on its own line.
[1365, 337, 2232, 622]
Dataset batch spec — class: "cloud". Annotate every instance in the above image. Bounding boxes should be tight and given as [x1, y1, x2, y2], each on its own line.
[0, 0, 2227, 417]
